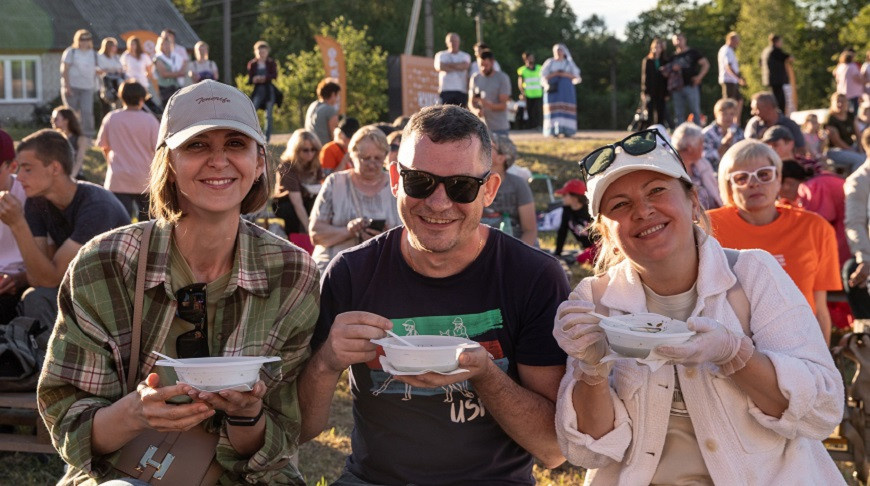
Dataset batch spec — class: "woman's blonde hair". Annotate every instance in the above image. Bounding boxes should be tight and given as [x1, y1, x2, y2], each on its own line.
[717, 139, 782, 207]
[72, 29, 93, 49]
[591, 179, 710, 274]
[280, 129, 322, 177]
[149, 143, 271, 223]
[349, 125, 389, 161]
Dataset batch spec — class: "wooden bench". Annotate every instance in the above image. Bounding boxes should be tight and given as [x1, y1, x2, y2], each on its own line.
[0, 392, 55, 454]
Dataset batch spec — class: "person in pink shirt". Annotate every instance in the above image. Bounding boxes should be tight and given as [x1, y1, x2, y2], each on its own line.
[836, 50, 865, 114]
[97, 81, 159, 221]
[0, 129, 27, 324]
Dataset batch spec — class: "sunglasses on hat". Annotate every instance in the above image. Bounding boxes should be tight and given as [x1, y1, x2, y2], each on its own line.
[398, 163, 490, 204]
[579, 128, 683, 182]
[175, 283, 209, 358]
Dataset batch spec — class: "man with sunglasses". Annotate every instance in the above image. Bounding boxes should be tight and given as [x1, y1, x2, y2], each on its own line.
[299, 105, 569, 485]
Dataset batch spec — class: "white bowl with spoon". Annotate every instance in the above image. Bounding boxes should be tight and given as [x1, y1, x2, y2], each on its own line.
[592, 312, 695, 359]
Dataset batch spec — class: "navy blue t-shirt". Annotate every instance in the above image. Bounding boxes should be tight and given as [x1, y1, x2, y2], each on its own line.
[25, 181, 131, 247]
[314, 227, 569, 486]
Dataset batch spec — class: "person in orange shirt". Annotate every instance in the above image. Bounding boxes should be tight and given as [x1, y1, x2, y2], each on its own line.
[319, 116, 359, 175]
[708, 139, 841, 344]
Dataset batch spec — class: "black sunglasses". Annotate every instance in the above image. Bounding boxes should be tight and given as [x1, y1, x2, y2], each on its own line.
[398, 163, 490, 204]
[175, 283, 209, 358]
[578, 128, 683, 182]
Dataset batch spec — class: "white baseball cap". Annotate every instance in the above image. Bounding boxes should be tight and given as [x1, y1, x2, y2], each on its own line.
[586, 134, 691, 218]
[156, 80, 266, 150]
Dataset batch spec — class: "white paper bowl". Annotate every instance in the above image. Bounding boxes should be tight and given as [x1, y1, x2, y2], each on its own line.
[598, 313, 695, 359]
[154, 356, 280, 391]
[371, 335, 481, 372]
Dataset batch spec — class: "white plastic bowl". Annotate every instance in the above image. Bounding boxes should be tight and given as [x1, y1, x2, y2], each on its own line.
[154, 356, 280, 391]
[598, 313, 695, 359]
[371, 335, 480, 372]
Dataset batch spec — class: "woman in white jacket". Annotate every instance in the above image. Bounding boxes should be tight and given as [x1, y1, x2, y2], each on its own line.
[554, 128, 844, 485]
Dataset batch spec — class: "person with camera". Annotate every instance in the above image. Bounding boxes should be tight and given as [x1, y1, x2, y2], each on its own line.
[309, 125, 400, 276]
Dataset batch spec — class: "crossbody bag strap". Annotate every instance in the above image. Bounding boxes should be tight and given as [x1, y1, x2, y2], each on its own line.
[724, 248, 752, 337]
[127, 221, 156, 392]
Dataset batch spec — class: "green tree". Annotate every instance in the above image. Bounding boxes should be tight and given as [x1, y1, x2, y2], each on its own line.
[839, 4, 870, 53]
[267, 16, 388, 131]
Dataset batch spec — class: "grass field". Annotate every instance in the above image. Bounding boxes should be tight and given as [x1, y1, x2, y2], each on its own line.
[0, 132, 859, 484]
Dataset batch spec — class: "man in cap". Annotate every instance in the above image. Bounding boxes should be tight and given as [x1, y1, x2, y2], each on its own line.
[0, 129, 129, 328]
[0, 129, 27, 324]
[298, 105, 568, 485]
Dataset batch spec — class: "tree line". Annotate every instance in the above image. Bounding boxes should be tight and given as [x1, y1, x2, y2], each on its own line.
[174, 0, 870, 132]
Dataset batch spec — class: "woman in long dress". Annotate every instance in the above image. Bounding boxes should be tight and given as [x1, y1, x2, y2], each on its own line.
[542, 43, 581, 137]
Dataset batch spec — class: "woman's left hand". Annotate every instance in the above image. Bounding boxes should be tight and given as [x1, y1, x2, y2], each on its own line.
[188, 380, 266, 418]
[655, 316, 743, 367]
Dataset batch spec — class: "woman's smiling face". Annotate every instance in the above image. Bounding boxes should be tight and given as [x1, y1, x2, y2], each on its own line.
[599, 170, 699, 268]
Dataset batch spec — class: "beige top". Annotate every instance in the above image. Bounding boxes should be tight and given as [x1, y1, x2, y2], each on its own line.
[644, 283, 714, 486]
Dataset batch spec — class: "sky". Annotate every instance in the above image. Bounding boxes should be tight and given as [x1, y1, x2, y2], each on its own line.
[567, 0, 659, 39]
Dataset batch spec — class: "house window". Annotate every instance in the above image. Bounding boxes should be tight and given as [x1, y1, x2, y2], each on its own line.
[0, 56, 41, 103]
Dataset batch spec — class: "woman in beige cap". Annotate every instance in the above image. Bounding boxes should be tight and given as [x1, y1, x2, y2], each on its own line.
[552, 128, 843, 484]
[38, 80, 318, 485]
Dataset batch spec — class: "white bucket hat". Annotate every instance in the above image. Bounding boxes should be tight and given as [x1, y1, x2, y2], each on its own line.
[586, 130, 691, 218]
[156, 80, 266, 150]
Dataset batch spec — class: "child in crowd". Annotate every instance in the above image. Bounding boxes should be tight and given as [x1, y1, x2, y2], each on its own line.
[801, 113, 825, 160]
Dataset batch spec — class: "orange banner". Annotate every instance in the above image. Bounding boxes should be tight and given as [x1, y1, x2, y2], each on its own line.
[315, 35, 347, 114]
[399, 54, 440, 116]
[119, 30, 159, 57]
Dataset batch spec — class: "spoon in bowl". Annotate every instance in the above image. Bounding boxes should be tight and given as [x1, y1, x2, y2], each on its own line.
[152, 351, 184, 364]
[386, 330, 417, 347]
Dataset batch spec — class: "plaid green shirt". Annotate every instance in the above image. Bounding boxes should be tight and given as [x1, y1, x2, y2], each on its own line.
[37, 219, 319, 485]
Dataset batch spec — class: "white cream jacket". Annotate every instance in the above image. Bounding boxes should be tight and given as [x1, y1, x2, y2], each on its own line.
[555, 233, 845, 485]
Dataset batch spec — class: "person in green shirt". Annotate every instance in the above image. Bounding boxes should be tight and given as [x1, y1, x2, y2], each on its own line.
[517, 51, 544, 130]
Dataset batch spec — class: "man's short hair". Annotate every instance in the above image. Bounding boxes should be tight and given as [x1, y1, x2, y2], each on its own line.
[254, 40, 269, 51]
[473, 42, 489, 50]
[769, 34, 780, 45]
[17, 129, 73, 176]
[401, 105, 492, 169]
[119, 81, 147, 106]
[726, 31, 739, 42]
[338, 116, 360, 138]
[752, 91, 777, 108]
[522, 51, 534, 60]
[714, 98, 738, 113]
[477, 50, 494, 61]
[160, 29, 176, 40]
[317, 78, 341, 100]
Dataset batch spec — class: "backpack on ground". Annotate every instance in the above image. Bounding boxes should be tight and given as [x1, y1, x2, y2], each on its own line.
[0, 317, 49, 392]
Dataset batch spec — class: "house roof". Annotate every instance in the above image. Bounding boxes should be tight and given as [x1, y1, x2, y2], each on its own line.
[3, 0, 199, 53]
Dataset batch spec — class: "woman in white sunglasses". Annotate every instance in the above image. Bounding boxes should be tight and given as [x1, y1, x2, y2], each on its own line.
[553, 131, 843, 484]
[708, 139, 841, 345]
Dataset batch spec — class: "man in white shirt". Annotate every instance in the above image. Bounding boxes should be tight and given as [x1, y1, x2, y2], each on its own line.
[434, 33, 471, 107]
[160, 29, 190, 88]
[0, 130, 27, 324]
[717, 32, 745, 115]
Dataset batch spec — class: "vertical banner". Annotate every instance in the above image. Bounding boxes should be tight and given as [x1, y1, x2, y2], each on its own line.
[315, 35, 347, 114]
[399, 54, 440, 116]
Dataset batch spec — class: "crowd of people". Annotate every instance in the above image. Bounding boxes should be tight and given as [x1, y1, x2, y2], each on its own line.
[0, 21, 868, 486]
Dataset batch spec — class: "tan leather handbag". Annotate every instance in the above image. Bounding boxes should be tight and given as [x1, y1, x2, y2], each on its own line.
[110, 222, 222, 485]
